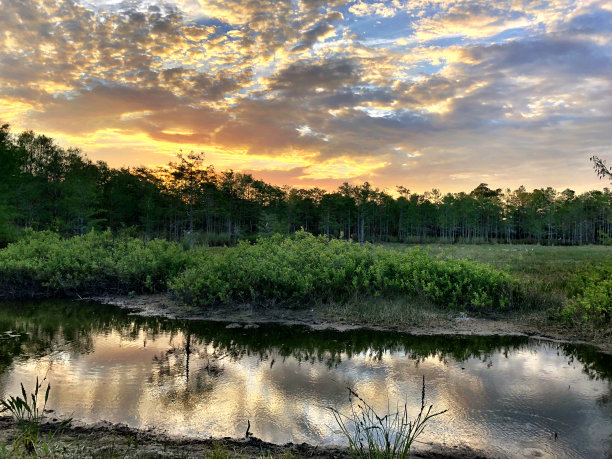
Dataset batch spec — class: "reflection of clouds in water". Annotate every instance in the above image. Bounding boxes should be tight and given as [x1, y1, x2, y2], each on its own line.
[0, 320, 610, 457]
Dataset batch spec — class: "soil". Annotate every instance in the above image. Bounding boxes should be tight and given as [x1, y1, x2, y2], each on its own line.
[0, 416, 489, 458]
[91, 293, 612, 354]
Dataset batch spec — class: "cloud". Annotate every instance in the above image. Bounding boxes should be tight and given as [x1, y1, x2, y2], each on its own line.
[412, 3, 533, 40]
[292, 12, 343, 52]
[349, 1, 399, 18]
[0, 0, 610, 192]
[463, 38, 612, 77]
[267, 58, 360, 94]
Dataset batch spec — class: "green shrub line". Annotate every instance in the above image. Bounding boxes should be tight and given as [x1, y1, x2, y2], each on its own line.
[0, 230, 609, 327]
[170, 231, 523, 311]
[0, 229, 188, 298]
[561, 262, 612, 327]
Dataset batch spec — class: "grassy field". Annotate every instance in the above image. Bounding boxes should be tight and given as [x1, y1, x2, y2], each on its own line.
[389, 243, 612, 292]
[385, 242, 612, 267]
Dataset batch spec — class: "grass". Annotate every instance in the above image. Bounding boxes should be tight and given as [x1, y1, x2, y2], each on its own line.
[318, 295, 448, 329]
[379, 243, 612, 335]
[329, 376, 447, 458]
[1, 377, 50, 453]
[0, 377, 71, 456]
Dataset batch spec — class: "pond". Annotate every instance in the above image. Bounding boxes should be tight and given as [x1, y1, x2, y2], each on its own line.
[0, 300, 610, 458]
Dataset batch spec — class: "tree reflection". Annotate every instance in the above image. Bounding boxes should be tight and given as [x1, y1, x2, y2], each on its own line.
[0, 300, 610, 383]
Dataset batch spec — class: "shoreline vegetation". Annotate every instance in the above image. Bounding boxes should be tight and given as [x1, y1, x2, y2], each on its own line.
[0, 230, 610, 346]
[0, 415, 485, 458]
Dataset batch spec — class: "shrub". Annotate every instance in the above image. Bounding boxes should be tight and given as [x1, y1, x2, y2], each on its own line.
[0, 229, 188, 298]
[171, 231, 522, 310]
[561, 261, 612, 327]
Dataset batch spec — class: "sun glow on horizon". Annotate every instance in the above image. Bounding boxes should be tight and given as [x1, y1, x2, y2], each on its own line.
[0, 0, 610, 192]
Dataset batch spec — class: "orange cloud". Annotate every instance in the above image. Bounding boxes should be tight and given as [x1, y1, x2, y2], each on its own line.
[0, 0, 609, 193]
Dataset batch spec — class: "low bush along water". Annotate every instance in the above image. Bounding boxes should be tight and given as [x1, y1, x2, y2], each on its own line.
[0, 229, 188, 297]
[170, 231, 523, 311]
[2, 229, 610, 325]
[562, 261, 612, 327]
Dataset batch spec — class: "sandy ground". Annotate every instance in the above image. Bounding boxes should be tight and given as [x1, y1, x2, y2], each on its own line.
[0, 416, 489, 458]
[92, 293, 612, 354]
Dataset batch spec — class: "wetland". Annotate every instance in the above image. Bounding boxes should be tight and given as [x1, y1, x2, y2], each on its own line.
[1, 300, 610, 458]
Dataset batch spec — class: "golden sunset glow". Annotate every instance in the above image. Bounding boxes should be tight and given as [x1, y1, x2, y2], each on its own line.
[4, 325, 608, 454]
[1, 0, 610, 191]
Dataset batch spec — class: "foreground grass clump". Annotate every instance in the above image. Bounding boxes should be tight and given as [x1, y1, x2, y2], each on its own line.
[1, 377, 70, 455]
[171, 231, 522, 310]
[330, 377, 446, 459]
[0, 230, 188, 298]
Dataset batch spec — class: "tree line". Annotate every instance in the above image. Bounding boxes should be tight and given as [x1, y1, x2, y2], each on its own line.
[1, 123, 610, 246]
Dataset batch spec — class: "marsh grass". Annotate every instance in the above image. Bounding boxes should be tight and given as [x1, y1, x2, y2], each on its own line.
[1, 377, 50, 453]
[318, 295, 446, 329]
[172, 232, 521, 311]
[330, 377, 447, 458]
[0, 377, 71, 455]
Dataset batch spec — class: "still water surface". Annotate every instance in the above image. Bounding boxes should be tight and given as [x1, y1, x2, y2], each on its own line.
[0, 301, 610, 458]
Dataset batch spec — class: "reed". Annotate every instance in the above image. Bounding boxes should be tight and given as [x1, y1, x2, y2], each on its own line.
[0, 376, 70, 454]
[329, 376, 447, 458]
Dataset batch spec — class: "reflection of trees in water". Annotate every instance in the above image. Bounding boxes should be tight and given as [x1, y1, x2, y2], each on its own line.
[561, 344, 612, 381]
[0, 300, 610, 383]
[0, 300, 167, 374]
[149, 332, 226, 408]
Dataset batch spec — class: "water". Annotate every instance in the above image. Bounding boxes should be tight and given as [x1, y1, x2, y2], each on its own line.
[0, 300, 610, 458]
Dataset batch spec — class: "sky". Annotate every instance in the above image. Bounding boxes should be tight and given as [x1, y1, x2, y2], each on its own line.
[0, 0, 611, 193]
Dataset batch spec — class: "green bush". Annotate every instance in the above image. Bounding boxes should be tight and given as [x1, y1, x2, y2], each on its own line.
[561, 261, 612, 326]
[171, 231, 522, 310]
[0, 229, 188, 297]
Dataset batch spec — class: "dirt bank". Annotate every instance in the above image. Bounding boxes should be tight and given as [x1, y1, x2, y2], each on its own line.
[0, 416, 488, 458]
[91, 293, 611, 354]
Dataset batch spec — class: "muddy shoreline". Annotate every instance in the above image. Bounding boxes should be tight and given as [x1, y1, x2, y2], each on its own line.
[0, 415, 488, 458]
[91, 293, 612, 354]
